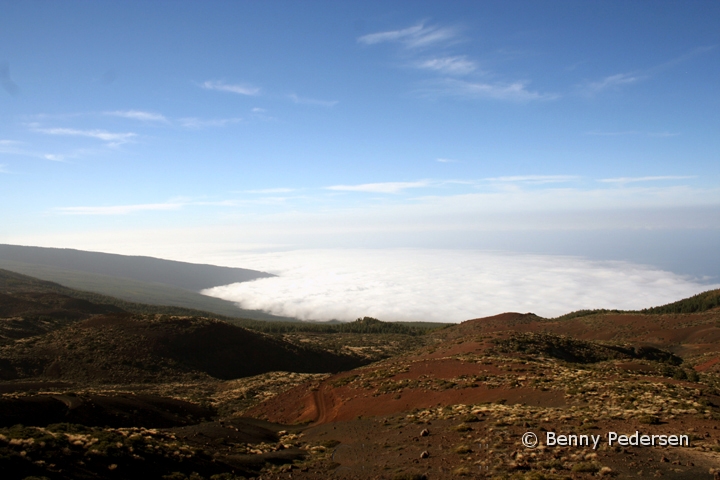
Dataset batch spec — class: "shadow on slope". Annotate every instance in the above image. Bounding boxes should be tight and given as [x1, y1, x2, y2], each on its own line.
[0, 259, 290, 321]
[0, 244, 273, 291]
[0, 393, 215, 428]
[491, 331, 682, 364]
[0, 314, 370, 383]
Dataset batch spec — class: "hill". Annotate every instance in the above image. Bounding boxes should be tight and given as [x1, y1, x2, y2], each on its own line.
[0, 244, 272, 290]
[0, 314, 369, 384]
[0, 244, 293, 320]
[243, 306, 720, 479]
[643, 287, 720, 314]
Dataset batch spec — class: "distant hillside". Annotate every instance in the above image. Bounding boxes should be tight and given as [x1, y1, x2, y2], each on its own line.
[0, 244, 291, 321]
[0, 244, 272, 290]
[0, 269, 450, 348]
[642, 288, 720, 314]
[552, 287, 720, 321]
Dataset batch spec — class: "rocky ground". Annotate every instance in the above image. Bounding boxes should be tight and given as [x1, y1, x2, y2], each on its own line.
[1, 270, 720, 479]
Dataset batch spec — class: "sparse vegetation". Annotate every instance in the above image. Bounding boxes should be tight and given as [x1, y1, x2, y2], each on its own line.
[246, 316, 441, 335]
[1, 268, 719, 479]
[643, 288, 720, 314]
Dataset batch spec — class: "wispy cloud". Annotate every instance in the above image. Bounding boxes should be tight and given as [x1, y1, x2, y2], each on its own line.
[581, 72, 644, 94]
[578, 45, 716, 95]
[647, 45, 717, 75]
[484, 175, 579, 185]
[585, 130, 640, 136]
[55, 202, 184, 215]
[0, 164, 8, 173]
[327, 181, 430, 194]
[423, 79, 558, 102]
[35, 127, 136, 145]
[201, 80, 260, 96]
[178, 117, 242, 128]
[585, 130, 680, 137]
[599, 176, 696, 185]
[288, 94, 338, 107]
[648, 132, 681, 138]
[415, 56, 476, 75]
[576, 46, 712, 97]
[105, 110, 168, 122]
[358, 23, 555, 104]
[436, 158, 458, 163]
[246, 188, 296, 194]
[0, 62, 20, 96]
[357, 23, 457, 49]
[0, 139, 74, 162]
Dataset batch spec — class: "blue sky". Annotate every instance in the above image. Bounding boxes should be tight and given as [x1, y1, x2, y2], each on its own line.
[1, 1, 719, 286]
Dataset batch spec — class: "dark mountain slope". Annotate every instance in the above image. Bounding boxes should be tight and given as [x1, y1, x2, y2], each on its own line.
[0, 268, 297, 345]
[0, 244, 292, 320]
[0, 269, 127, 343]
[0, 314, 369, 383]
[0, 244, 273, 291]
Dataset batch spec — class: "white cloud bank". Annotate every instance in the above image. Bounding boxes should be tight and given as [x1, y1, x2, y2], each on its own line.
[202, 249, 718, 322]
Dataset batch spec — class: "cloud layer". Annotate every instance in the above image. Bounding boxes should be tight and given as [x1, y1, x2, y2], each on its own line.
[202, 249, 718, 322]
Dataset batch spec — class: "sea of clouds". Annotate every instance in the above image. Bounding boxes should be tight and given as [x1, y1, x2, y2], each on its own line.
[201, 249, 718, 323]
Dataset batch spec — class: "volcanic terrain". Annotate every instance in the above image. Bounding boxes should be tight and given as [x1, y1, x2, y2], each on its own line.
[1, 268, 719, 479]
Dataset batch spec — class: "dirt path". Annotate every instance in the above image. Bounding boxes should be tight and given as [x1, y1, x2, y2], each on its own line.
[311, 386, 331, 424]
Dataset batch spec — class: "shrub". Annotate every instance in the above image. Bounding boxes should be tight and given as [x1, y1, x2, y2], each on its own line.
[392, 474, 427, 480]
[572, 462, 600, 473]
[455, 445, 473, 454]
[637, 415, 660, 425]
[460, 414, 480, 423]
[452, 423, 473, 432]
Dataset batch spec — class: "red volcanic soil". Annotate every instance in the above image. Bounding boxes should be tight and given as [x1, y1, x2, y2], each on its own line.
[247, 337, 565, 426]
[695, 356, 720, 372]
[277, 381, 564, 425]
[391, 358, 504, 379]
[248, 309, 720, 427]
[245, 311, 720, 479]
[440, 311, 720, 359]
